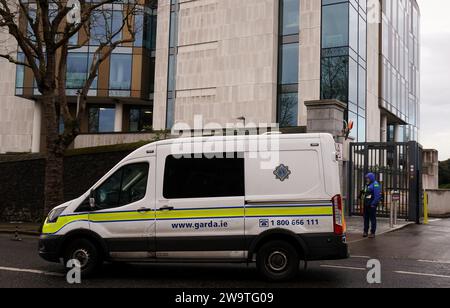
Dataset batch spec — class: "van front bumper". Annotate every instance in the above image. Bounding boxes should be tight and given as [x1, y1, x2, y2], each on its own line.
[303, 233, 349, 261]
[38, 235, 63, 263]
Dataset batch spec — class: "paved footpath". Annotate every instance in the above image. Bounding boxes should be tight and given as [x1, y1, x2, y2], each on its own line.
[0, 219, 450, 288]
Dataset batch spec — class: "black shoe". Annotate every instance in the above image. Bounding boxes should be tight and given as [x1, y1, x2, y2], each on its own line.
[363, 233, 368, 238]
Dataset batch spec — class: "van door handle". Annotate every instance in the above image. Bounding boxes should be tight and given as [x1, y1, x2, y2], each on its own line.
[137, 208, 152, 213]
[159, 206, 174, 211]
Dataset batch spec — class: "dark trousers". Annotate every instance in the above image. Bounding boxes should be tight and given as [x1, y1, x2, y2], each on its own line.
[364, 204, 377, 234]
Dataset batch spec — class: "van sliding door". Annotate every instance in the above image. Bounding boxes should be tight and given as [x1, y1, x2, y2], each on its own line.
[155, 149, 246, 260]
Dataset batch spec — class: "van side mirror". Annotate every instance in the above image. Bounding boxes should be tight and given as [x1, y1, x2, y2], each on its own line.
[89, 190, 96, 210]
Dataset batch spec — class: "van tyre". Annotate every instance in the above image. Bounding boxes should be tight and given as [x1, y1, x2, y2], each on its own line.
[256, 240, 299, 281]
[63, 239, 101, 278]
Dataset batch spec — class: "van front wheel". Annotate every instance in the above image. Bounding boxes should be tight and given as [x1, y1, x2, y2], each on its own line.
[256, 240, 299, 281]
[63, 238, 101, 278]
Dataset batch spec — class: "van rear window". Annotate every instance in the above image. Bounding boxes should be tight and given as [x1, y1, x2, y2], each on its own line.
[163, 154, 245, 199]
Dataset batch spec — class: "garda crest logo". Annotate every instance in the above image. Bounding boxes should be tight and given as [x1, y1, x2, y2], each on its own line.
[273, 164, 291, 182]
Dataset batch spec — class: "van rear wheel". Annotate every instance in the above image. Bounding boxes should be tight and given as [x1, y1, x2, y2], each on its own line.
[256, 240, 299, 281]
[63, 238, 101, 278]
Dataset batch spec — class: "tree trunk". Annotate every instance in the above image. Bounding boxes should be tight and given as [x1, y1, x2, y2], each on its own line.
[44, 145, 65, 216]
[41, 94, 65, 216]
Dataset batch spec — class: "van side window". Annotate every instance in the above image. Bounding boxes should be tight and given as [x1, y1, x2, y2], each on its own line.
[163, 154, 244, 199]
[94, 163, 149, 210]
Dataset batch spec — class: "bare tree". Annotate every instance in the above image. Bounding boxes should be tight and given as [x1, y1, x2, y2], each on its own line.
[0, 0, 147, 215]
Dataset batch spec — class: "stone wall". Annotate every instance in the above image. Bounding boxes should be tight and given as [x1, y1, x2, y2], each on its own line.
[426, 190, 450, 218]
[73, 133, 157, 149]
[0, 150, 133, 222]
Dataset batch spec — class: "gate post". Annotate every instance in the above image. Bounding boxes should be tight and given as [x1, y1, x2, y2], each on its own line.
[408, 141, 423, 224]
[304, 99, 349, 214]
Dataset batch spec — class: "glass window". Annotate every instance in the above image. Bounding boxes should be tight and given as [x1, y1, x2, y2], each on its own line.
[280, 0, 299, 36]
[166, 98, 175, 129]
[349, 5, 358, 52]
[278, 92, 298, 127]
[88, 106, 115, 133]
[321, 56, 349, 102]
[168, 55, 176, 91]
[90, 11, 109, 45]
[67, 53, 88, 89]
[15, 53, 25, 90]
[169, 11, 177, 48]
[322, 3, 349, 49]
[279, 43, 299, 85]
[349, 58, 358, 104]
[109, 54, 132, 90]
[134, 12, 144, 47]
[348, 111, 358, 141]
[69, 32, 79, 46]
[359, 15, 367, 60]
[358, 116, 366, 142]
[129, 107, 153, 132]
[163, 155, 245, 199]
[358, 65, 366, 110]
[94, 163, 149, 210]
[111, 10, 123, 42]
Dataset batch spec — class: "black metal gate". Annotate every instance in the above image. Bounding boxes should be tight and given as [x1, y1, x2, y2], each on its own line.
[347, 141, 423, 222]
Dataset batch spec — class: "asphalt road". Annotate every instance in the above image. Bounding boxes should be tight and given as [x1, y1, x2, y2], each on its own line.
[1, 219, 450, 288]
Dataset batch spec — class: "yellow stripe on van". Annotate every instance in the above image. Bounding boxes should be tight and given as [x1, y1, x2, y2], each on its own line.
[42, 214, 89, 235]
[90, 211, 156, 222]
[156, 208, 246, 220]
[246, 206, 333, 217]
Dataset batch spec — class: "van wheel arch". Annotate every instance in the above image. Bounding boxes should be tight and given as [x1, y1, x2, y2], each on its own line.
[60, 230, 109, 261]
[248, 229, 308, 262]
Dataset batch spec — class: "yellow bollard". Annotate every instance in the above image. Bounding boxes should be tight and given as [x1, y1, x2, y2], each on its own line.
[423, 191, 429, 225]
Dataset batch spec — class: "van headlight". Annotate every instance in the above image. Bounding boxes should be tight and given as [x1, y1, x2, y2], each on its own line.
[47, 207, 67, 224]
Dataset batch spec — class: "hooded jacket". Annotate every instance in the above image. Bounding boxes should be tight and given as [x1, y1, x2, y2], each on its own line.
[364, 173, 382, 207]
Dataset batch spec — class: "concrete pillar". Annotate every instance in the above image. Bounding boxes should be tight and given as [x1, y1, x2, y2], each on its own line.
[114, 102, 123, 132]
[380, 114, 388, 142]
[31, 100, 42, 153]
[304, 99, 346, 140]
[305, 99, 349, 214]
[394, 125, 402, 142]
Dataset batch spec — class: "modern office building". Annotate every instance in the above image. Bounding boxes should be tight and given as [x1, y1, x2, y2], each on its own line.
[0, 0, 157, 153]
[154, 0, 420, 143]
[0, 0, 420, 153]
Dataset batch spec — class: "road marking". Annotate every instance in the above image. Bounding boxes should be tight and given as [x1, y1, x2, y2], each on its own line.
[350, 255, 371, 259]
[0, 266, 64, 277]
[427, 219, 441, 223]
[395, 271, 450, 279]
[418, 259, 450, 265]
[320, 265, 366, 271]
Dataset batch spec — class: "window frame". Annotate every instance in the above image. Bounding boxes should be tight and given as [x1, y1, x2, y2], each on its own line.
[91, 162, 150, 211]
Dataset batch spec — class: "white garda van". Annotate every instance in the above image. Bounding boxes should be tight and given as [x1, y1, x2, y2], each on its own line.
[39, 133, 348, 281]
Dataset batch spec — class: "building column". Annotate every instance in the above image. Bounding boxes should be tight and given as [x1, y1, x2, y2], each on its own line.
[394, 125, 402, 142]
[31, 100, 42, 153]
[380, 114, 388, 142]
[114, 102, 123, 132]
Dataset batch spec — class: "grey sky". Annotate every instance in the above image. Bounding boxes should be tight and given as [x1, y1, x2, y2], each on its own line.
[417, 0, 450, 160]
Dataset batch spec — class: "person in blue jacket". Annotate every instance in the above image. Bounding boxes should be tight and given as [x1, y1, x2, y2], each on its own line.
[362, 173, 382, 238]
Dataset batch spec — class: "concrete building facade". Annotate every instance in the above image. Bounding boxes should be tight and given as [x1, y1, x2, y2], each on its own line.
[0, 0, 421, 153]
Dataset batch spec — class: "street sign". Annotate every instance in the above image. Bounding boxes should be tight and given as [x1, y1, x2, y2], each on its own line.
[392, 192, 401, 202]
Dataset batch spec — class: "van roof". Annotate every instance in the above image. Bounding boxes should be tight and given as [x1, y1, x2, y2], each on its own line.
[144, 133, 331, 149]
